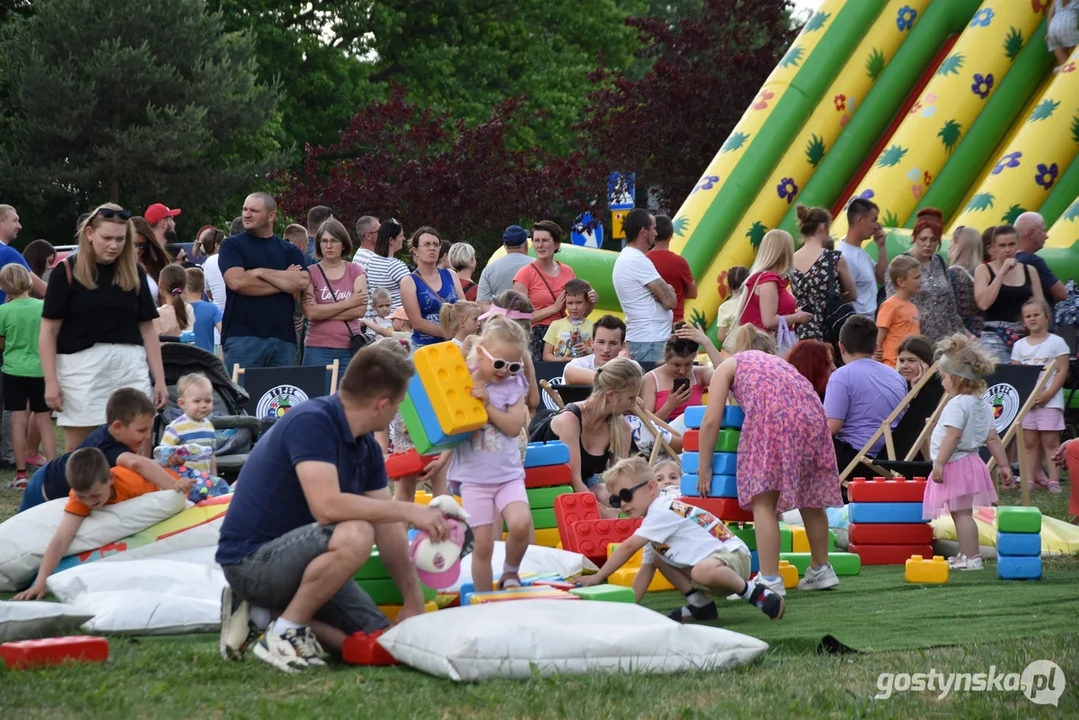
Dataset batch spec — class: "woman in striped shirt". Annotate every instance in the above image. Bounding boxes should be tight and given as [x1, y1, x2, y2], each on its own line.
[364, 219, 410, 315]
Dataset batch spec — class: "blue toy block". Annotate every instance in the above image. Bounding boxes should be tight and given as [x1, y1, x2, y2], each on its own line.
[524, 441, 571, 468]
[683, 406, 705, 429]
[750, 550, 759, 574]
[848, 502, 927, 524]
[997, 555, 1042, 580]
[996, 532, 1041, 557]
[679, 473, 738, 498]
[722, 406, 745, 429]
[401, 374, 470, 453]
[681, 452, 737, 475]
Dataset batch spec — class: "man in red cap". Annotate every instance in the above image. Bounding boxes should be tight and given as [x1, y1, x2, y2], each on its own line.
[144, 203, 181, 248]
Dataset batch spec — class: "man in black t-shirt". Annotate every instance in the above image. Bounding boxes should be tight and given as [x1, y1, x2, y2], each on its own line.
[1016, 212, 1067, 304]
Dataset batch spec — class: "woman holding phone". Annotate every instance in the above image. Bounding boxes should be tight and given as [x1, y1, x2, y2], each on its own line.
[639, 324, 723, 423]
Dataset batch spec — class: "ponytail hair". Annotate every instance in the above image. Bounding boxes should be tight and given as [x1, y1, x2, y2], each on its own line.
[589, 357, 642, 462]
[439, 300, 480, 338]
[158, 264, 190, 331]
[795, 204, 831, 238]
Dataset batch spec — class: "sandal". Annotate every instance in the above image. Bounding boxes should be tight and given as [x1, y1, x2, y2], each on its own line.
[1000, 479, 1018, 491]
[497, 573, 522, 590]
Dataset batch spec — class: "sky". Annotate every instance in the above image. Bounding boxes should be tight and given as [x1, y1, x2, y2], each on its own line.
[792, 0, 823, 21]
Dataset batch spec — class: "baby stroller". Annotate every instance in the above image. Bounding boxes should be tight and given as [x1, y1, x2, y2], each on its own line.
[155, 343, 269, 479]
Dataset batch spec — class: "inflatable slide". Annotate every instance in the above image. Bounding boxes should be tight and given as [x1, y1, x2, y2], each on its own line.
[487, 0, 1078, 334]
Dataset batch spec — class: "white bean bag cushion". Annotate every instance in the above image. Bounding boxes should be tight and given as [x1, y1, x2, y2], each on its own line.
[447, 541, 598, 592]
[46, 559, 225, 635]
[0, 600, 95, 642]
[378, 600, 768, 681]
[0, 491, 188, 592]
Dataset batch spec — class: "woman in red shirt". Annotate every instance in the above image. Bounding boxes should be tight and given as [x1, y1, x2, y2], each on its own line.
[734, 229, 810, 336]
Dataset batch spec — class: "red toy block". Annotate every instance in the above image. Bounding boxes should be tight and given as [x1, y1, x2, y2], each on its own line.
[683, 430, 700, 452]
[0, 636, 108, 669]
[676, 496, 753, 522]
[554, 492, 601, 551]
[532, 580, 576, 591]
[526, 464, 572, 489]
[385, 450, 439, 480]
[342, 629, 398, 666]
[848, 523, 934, 546]
[566, 518, 642, 565]
[849, 543, 934, 565]
[847, 477, 927, 503]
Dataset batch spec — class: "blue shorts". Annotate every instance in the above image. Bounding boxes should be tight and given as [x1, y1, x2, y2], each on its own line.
[18, 465, 50, 513]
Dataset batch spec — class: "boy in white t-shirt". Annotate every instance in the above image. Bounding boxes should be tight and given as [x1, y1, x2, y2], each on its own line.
[1011, 298, 1071, 493]
[575, 457, 784, 621]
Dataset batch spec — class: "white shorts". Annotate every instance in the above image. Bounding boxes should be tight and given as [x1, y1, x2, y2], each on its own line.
[56, 344, 152, 427]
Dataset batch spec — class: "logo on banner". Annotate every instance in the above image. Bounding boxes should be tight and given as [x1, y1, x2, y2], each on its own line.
[983, 383, 1019, 435]
[257, 384, 309, 419]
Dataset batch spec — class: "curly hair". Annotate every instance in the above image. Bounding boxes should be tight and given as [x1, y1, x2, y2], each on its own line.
[936, 333, 995, 395]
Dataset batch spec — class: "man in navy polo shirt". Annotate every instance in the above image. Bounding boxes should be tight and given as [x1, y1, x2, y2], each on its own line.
[1016, 212, 1067, 304]
[219, 192, 310, 371]
[216, 342, 455, 673]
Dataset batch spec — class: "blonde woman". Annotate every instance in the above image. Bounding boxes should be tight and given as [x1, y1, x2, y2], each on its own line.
[449, 242, 479, 301]
[733, 229, 811, 333]
[947, 226, 984, 337]
[41, 204, 165, 449]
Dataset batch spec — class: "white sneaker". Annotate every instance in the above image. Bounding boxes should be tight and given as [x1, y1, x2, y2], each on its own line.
[797, 563, 840, 591]
[293, 626, 328, 667]
[253, 627, 311, 673]
[219, 586, 259, 661]
[753, 573, 787, 597]
[948, 554, 984, 571]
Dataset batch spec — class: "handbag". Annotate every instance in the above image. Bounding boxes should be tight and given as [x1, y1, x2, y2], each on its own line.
[776, 316, 798, 357]
[821, 250, 855, 345]
[315, 264, 370, 354]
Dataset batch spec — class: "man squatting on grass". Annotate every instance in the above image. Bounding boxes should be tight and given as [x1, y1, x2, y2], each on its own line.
[216, 340, 461, 673]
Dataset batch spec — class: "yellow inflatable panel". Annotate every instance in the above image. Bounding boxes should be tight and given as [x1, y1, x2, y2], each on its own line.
[931, 506, 1079, 554]
[1046, 198, 1079, 251]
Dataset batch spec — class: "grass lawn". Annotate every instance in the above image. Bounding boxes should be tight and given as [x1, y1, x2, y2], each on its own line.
[1, 436, 1077, 718]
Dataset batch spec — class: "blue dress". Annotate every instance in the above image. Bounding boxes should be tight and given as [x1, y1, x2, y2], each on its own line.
[412, 268, 458, 347]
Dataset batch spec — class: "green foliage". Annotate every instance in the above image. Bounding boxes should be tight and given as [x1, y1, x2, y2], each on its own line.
[966, 193, 995, 212]
[936, 53, 965, 76]
[1028, 99, 1060, 122]
[938, 120, 962, 154]
[0, 0, 284, 241]
[865, 48, 886, 81]
[746, 221, 767, 249]
[804, 10, 830, 32]
[1001, 204, 1027, 224]
[804, 134, 825, 167]
[721, 131, 751, 153]
[876, 144, 908, 168]
[881, 209, 900, 228]
[672, 215, 691, 237]
[779, 45, 804, 68]
[1004, 26, 1023, 61]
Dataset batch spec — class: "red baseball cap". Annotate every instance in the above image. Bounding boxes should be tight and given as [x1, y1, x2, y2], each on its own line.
[144, 203, 182, 225]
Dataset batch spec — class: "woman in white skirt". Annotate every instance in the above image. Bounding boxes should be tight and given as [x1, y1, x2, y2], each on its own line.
[40, 203, 166, 449]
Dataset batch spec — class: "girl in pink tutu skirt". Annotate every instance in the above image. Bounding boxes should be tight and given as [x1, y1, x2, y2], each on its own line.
[926, 335, 1013, 570]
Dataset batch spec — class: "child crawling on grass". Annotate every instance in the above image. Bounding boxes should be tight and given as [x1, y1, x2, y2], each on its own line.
[574, 456, 784, 622]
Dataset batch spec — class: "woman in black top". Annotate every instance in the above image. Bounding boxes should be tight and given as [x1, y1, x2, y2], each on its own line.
[40, 204, 165, 449]
[974, 224, 1044, 363]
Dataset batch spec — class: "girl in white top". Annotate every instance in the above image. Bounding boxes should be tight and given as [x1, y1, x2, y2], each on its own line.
[1011, 298, 1071, 494]
[924, 335, 1011, 570]
[154, 264, 195, 337]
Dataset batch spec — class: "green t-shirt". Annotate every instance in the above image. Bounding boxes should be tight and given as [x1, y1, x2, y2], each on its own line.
[0, 297, 44, 377]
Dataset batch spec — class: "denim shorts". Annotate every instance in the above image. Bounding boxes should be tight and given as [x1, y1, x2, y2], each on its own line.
[220, 523, 389, 635]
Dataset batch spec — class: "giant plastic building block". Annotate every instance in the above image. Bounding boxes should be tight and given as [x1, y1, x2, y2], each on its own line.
[683, 405, 744, 430]
[777, 560, 799, 588]
[354, 549, 389, 581]
[905, 555, 948, 584]
[377, 601, 438, 622]
[730, 523, 756, 551]
[607, 541, 645, 568]
[676, 496, 753, 522]
[524, 441, 571, 468]
[525, 464, 572, 489]
[527, 485, 572, 508]
[848, 523, 933, 546]
[847, 476, 927, 503]
[357, 578, 437, 604]
[385, 450, 439, 479]
[683, 429, 740, 453]
[564, 518, 643, 564]
[505, 508, 556, 530]
[679, 473, 738, 498]
[412, 342, 488, 434]
[996, 506, 1043, 534]
[342, 630, 398, 665]
[534, 527, 560, 547]
[788, 527, 837, 553]
[1, 637, 109, 669]
[532, 580, 577, 591]
[996, 532, 1041, 557]
[470, 587, 579, 604]
[608, 566, 675, 592]
[848, 502, 926, 524]
[779, 552, 861, 575]
[400, 375, 471, 454]
[570, 585, 636, 603]
[848, 543, 932, 566]
[554, 493, 601, 551]
[414, 491, 463, 507]
[997, 555, 1042, 580]
[681, 452, 737, 475]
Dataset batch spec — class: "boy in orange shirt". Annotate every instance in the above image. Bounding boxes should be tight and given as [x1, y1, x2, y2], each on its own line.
[876, 255, 922, 368]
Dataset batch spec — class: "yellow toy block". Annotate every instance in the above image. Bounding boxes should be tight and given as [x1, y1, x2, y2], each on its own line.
[607, 542, 644, 569]
[413, 343, 488, 434]
[905, 555, 949, 584]
[378, 601, 438, 621]
[608, 566, 675, 592]
[470, 588, 574, 604]
[790, 527, 810, 553]
[501, 528, 560, 547]
[778, 560, 799, 589]
[414, 491, 463, 507]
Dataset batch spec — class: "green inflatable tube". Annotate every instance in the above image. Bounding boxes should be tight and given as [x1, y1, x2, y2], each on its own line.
[907, 21, 1053, 225]
[679, 0, 884, 276]
[1040, 154, 1079, 228]
[777, 0, 983, 235]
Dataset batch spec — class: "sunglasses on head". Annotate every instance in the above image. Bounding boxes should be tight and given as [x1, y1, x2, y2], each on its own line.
[92, 208, 132, 222]
[478, 345, 522, 375]
[608, 480, 649, 509]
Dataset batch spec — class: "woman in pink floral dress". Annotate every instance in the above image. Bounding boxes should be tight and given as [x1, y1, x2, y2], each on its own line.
[696, 325, 843, 597]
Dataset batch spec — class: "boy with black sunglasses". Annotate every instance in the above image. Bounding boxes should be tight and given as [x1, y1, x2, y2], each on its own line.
[574, 457, 784, 622]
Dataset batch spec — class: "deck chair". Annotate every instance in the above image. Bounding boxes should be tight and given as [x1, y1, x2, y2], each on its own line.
[231, 360, 340, 420]
[982, 362, 1053, 507]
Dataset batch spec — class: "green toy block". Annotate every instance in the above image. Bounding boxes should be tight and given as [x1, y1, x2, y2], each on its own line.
[996, 506, 1042, 534]
[354, 550, 389, 581]
[399, 395, 461, 454]
[828, 530, 836, 551]
[526, 485, 572, 509]
[356, 578, 437, 605]
[729, 523, 756, 551]
[505, 508, 558, 531]
[716, 429, 740, 453]
[780, 552, 861, 576]
[570, 585, 636, 603]
[780, 527, 792, 553]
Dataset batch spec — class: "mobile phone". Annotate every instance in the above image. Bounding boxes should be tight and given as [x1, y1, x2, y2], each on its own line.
[672, 377, 691, 394]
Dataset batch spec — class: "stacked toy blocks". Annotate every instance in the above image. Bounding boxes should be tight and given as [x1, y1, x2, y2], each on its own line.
[354, 548, 438, 609]
[604, 541, 675, 592]
[508, 442, 573, 547]
[848, 477, 932, 565]
[400, 342, 488, 454]
[996, 506, 1042, 580]
[553, 492, 642, 567]
[679, 405, 752, 522]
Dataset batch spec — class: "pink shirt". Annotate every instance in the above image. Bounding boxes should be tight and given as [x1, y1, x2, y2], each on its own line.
[513, 261, 576, 327]
[305, 262, 364, 349]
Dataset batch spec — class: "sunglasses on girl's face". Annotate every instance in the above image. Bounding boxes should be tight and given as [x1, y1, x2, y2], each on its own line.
[608, 480, 649, 509]
[92, 208, 132, 222]
[478, 345, 523, 374]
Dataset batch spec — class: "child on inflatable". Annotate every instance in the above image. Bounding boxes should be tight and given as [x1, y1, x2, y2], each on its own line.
[155, 373, 229, 502]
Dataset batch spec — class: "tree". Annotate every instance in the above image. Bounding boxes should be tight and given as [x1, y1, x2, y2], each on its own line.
[577, 0, 797, 210]
[0, 0, 285, 243]
[277, 86, 602, 260]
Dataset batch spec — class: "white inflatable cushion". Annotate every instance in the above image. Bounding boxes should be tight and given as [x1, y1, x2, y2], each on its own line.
[46, 559, 226, 635]
[447, 541, 597, 592]
[378, 600, 768, 681]
[0, 491, 188, 592]
[0, 600, 95, 642]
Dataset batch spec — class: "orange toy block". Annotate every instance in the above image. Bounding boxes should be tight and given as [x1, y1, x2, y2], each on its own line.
[412, 343, 487, 434]
[554, 492, 601, 551]
[566, 518, 642, 565]
[676, 496, 753, 522]
[378, 601, 439, 621]
[777, 560, 799, 589]
[342, 630, 397, 666]
[386, 451, 439, 479]
[609, 566, 675, 592]
[847, 476, 927, 503]
[525, 464, 572, 489]
[905, 555, 949, 584]
[1, 637, 108, 669]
